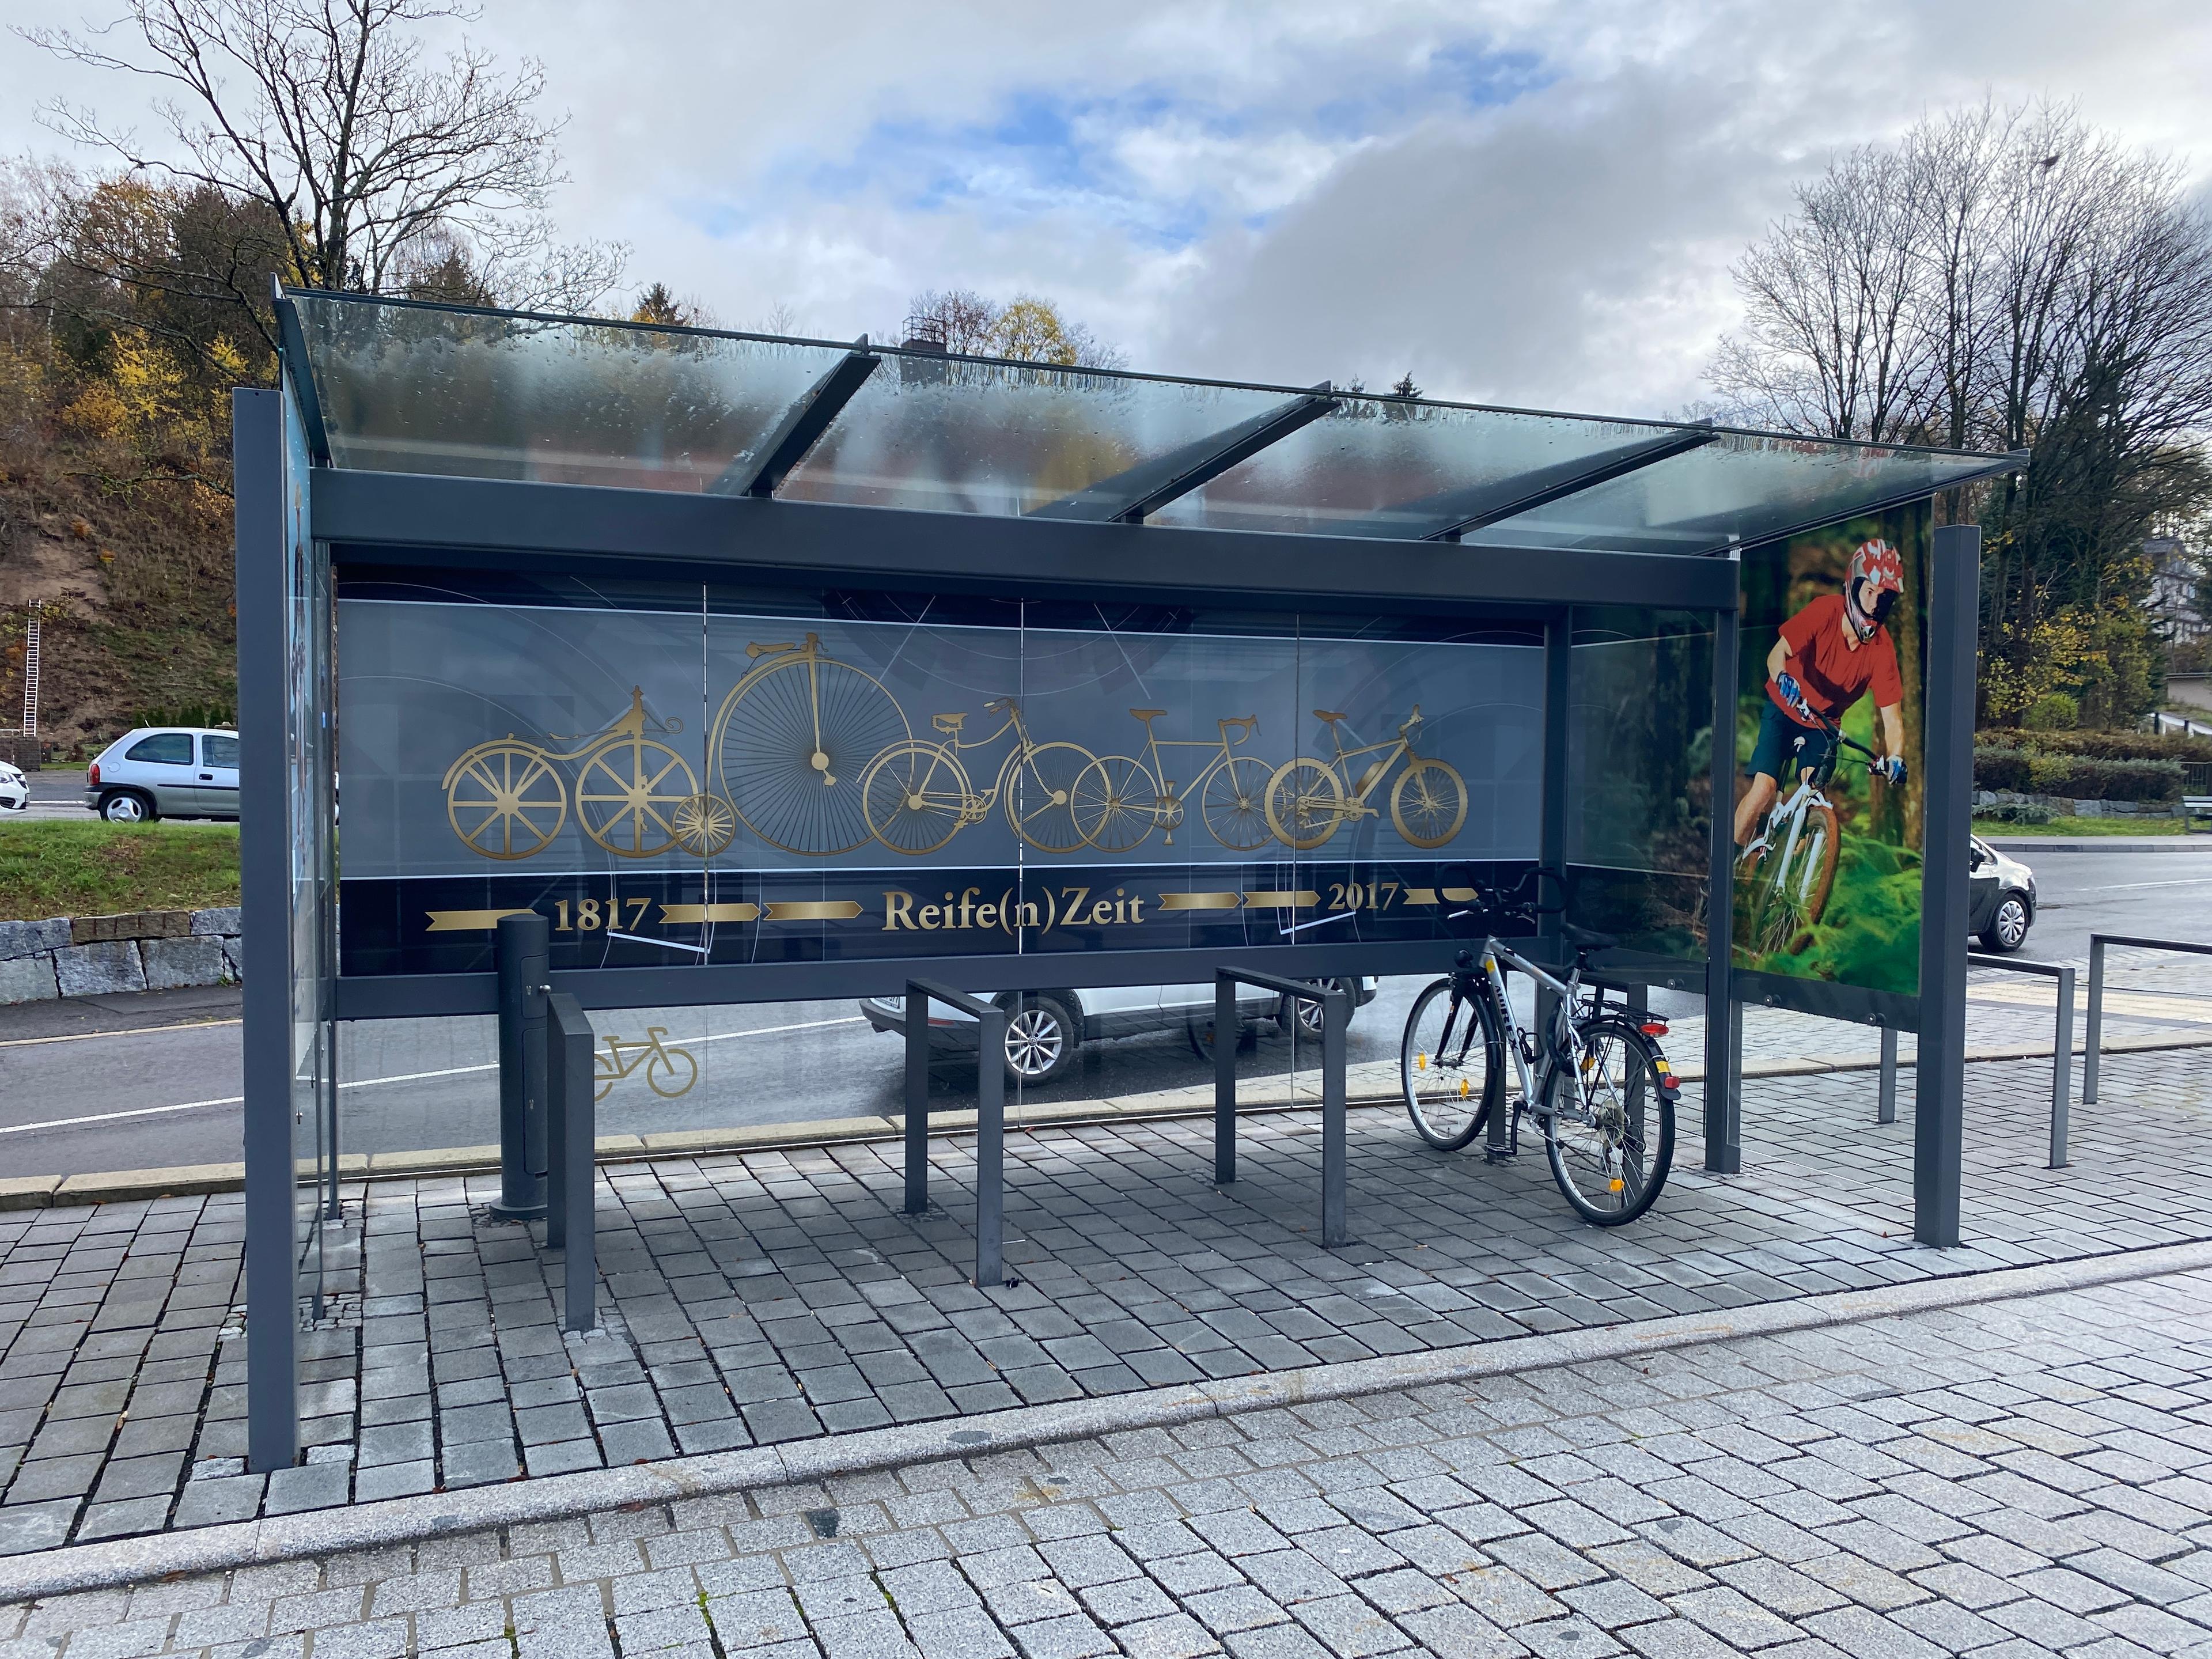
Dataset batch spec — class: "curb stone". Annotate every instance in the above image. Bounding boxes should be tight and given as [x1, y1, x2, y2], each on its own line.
[2, 1032, 2202, 1210]
[1, 1236, 2209, 1601]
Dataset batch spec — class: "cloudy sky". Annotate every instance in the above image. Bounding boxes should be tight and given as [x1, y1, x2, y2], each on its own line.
[4, 0, 2211, 417]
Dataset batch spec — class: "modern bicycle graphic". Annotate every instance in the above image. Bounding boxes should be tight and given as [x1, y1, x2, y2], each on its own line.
[593, 1027, 699, 1103]
[708, 632, 913, 857]
[1737, 707, 1883, 956]
[1265, 706, 1469, 851]
[442, 687, 726, 861]
[1069, 710, 1272, 854]
[859, 699, 1095, 856]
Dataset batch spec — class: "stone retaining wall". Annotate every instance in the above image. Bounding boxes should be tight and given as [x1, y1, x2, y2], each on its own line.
[1974, 787, 2187, 819]
[0, 906, 240, 1003]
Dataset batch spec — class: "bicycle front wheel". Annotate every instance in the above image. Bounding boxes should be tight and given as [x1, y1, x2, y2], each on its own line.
[1751, 801, 1839, 956]
[1006, 742, 1094, 855]
[1400, 978, 1502, 1150]
[645, 1047, 699, 1099]
[1265, 758, 1343, 850]
[1541, 1013, 1674, 1225]
[713, 656, 909, 856]
[1391, 757, 1468, 849]
[1070, 755, 1160, 853]
[1202, 755, 1273, 851]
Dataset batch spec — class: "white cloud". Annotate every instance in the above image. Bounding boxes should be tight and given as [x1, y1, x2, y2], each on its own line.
[3, 0, 2209, 416]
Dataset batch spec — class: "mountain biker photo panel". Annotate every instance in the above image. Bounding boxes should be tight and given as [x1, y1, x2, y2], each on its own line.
[1732, 505, 1929, 998]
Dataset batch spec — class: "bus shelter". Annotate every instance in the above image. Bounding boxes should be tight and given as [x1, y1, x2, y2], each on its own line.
[237, 287, 2020, 1469]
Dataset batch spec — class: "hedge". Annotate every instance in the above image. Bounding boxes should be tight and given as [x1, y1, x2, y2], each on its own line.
[1978, 727, 2212, 763]
[1974, 746, 2184, 803]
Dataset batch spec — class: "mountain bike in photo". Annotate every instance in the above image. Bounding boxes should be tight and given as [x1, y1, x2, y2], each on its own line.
[709, 633, 911, 857]
[1738, 707, 1886, 956]
[1069, 709, 1272, 853]
[1399, 872, 1679, 1225]
[859, 699, 1096, 856]
[1266, 705, 1469, 850]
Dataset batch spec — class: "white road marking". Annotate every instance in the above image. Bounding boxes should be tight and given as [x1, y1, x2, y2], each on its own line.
[2087, 876, 2212, 891]
[0, 1016, 868, 1137]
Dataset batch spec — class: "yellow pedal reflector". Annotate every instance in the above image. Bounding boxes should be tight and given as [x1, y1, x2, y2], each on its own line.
[1458, 1077, 1470, 1097]
[1608, 1177, 1625, 1192]
[1416, 1053, 1427, 1070]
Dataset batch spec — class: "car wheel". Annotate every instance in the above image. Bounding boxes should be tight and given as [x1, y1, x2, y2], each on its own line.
[101, 790, 155, 824]
[1283, 977, 1359, 1038]
[1002, 995, 1078, 1086]
[1980, 893, 2030, 953]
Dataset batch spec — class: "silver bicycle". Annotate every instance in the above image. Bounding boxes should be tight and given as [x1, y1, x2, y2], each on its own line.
[1400, 875, 1681, 1224]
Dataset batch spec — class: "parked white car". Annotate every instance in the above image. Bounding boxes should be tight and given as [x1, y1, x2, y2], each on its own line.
[84, 728, 241, 823]
[861, 976, 1377, 1084]
[0, 761, 25, 815]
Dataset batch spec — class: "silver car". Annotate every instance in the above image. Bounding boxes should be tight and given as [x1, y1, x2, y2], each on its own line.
[84, 728, 241, 823]
[862, 976, 1377, 1085]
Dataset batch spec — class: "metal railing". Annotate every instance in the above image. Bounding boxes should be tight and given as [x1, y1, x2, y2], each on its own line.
[2085, 933, 2212, 1104]
[902, 980, 1009, 1288]
[1967, 952, 2074, 1168]
[544, 989, 597, 1332]
[1214, 968, 1351, 1246]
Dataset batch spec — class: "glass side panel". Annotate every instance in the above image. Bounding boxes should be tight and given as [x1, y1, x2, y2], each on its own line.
[1148, 400, 1671, 539]
[291, 293, 850, 490]
[1466, 431, 2003, 555]
[772, 360, 1298, 517]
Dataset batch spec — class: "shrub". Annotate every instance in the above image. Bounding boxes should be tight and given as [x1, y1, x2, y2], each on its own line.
[2025, 753, 2184, 804]
[2021, 692, 2079, 731]
[1973, 747, 2033, 791]
[1978, 801, 2057, 824]
[1977, 726, 2212, 763]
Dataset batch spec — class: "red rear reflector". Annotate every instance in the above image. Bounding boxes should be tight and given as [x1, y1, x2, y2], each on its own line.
[1640, 1021, 1669, 1036]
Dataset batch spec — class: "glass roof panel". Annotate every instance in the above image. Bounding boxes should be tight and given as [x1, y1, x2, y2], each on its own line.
[291, 291, 851, 491]
[1147, 400, 1673, 539]
[772, 357, 1297, 517]
[1463, 431, 2008, 555]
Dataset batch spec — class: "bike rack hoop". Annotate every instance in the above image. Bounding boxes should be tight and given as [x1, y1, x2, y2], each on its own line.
[543, 990, 597, 1332]
[901, 978, 1010, 1289]
[2085, 933, 2212, 1105]
[1967, 952, 2074, 1169]
[1212, 967, 1351, 1247]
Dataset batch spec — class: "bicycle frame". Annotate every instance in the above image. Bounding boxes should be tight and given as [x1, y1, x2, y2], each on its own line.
[1132, 713, 1256, 813]
[929, 700, 1053, 816]
[1468, 938, 1584, 1123]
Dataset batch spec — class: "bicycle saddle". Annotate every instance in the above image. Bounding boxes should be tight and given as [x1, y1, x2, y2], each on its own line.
[933, 712, 967, 733]
[1562, 922, 1618, 954]
[1129, 707, 1166, 720]
[1312, 709, 1347, 723]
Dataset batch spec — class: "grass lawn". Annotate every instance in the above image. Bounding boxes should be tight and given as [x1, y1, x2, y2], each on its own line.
[0, 821, 241, 921]
[1972, 814, 2191, 838]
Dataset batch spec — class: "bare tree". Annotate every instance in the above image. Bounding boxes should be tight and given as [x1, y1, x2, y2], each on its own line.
[19, 0, 624, 349]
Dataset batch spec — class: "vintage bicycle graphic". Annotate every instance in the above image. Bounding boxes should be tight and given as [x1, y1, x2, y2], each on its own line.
[593, 1027, 698, 1102]
[1264, 706, 1469, 851]
[442, 687, 731, 861]
[441, 632, 1469, 861]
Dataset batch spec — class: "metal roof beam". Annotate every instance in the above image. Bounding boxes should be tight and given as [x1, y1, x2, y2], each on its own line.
[710, 340, 878, 497]
[1030, 384, 1339, 524]
[1351, 421, 1719, 543]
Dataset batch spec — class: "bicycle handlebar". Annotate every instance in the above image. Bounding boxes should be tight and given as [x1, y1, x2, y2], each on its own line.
[1800, 707, 1880, 763]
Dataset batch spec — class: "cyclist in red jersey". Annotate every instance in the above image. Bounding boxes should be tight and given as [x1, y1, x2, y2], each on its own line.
[1732, 539, 1910, 850]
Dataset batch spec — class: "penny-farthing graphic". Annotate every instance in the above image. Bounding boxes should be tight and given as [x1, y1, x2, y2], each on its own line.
[709, 634, 912, 855]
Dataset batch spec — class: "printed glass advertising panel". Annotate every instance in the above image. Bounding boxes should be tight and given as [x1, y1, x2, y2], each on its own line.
[335, 585, 1545, 983]
[1730, 505, 1930, 997]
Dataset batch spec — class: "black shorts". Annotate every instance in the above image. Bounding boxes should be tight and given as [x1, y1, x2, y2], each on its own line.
[1747, 700, 1834, 783]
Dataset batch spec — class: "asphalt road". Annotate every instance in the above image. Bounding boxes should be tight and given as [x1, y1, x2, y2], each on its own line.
[0, 838, 2205, 1177]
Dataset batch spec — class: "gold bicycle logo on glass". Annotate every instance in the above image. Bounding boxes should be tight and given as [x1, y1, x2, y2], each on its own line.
[593, 1028, 698, 1102]
[441, 632, 1469, 859]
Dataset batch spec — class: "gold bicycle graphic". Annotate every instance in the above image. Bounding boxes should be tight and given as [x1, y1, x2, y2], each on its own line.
[860, 699, 1094, 856]
[442, 688, 729, 861]
[1069, 710, 1273, 854]
[1265, 706, 1469, 851]
[593, 1027, 698, 1102]
[709, 633, 911, 857]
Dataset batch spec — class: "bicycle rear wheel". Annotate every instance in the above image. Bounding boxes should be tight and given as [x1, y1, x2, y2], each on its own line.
[1400, 977, 1502, 1150]
[1540, 1013, 1674, 1225]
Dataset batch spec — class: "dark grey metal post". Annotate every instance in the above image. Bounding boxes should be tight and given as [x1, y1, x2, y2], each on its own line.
[1321, 984, 1349, 1248]
[1214, 972, 1238, 1184]
[975, 1004, 1007, 1289]
[904, 991, 930, 1214]
[544, 991, 596, 1331]
[236, 387, 297, 1475]
[2083, 937, 2105, 1105]
[1705, 595, 1741, 1173]
[493, 912, 550, 1218]
[1915, 523, 1980, 1247]
[2050, 965, 2074, 1170]
[321, 1024, 342, 1221]
[1537, 615, 1571, 1029]
[1877, 1026, 1899, 1125]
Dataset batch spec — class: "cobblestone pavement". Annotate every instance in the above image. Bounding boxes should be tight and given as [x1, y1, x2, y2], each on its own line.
[0, 1040, 2207, 1556]
[11, 1261, 2212, 1658]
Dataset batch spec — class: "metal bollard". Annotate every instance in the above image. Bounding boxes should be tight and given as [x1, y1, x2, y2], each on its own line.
[1877, 1027, 1897, 1126]
[491, 911, 549, 1218]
